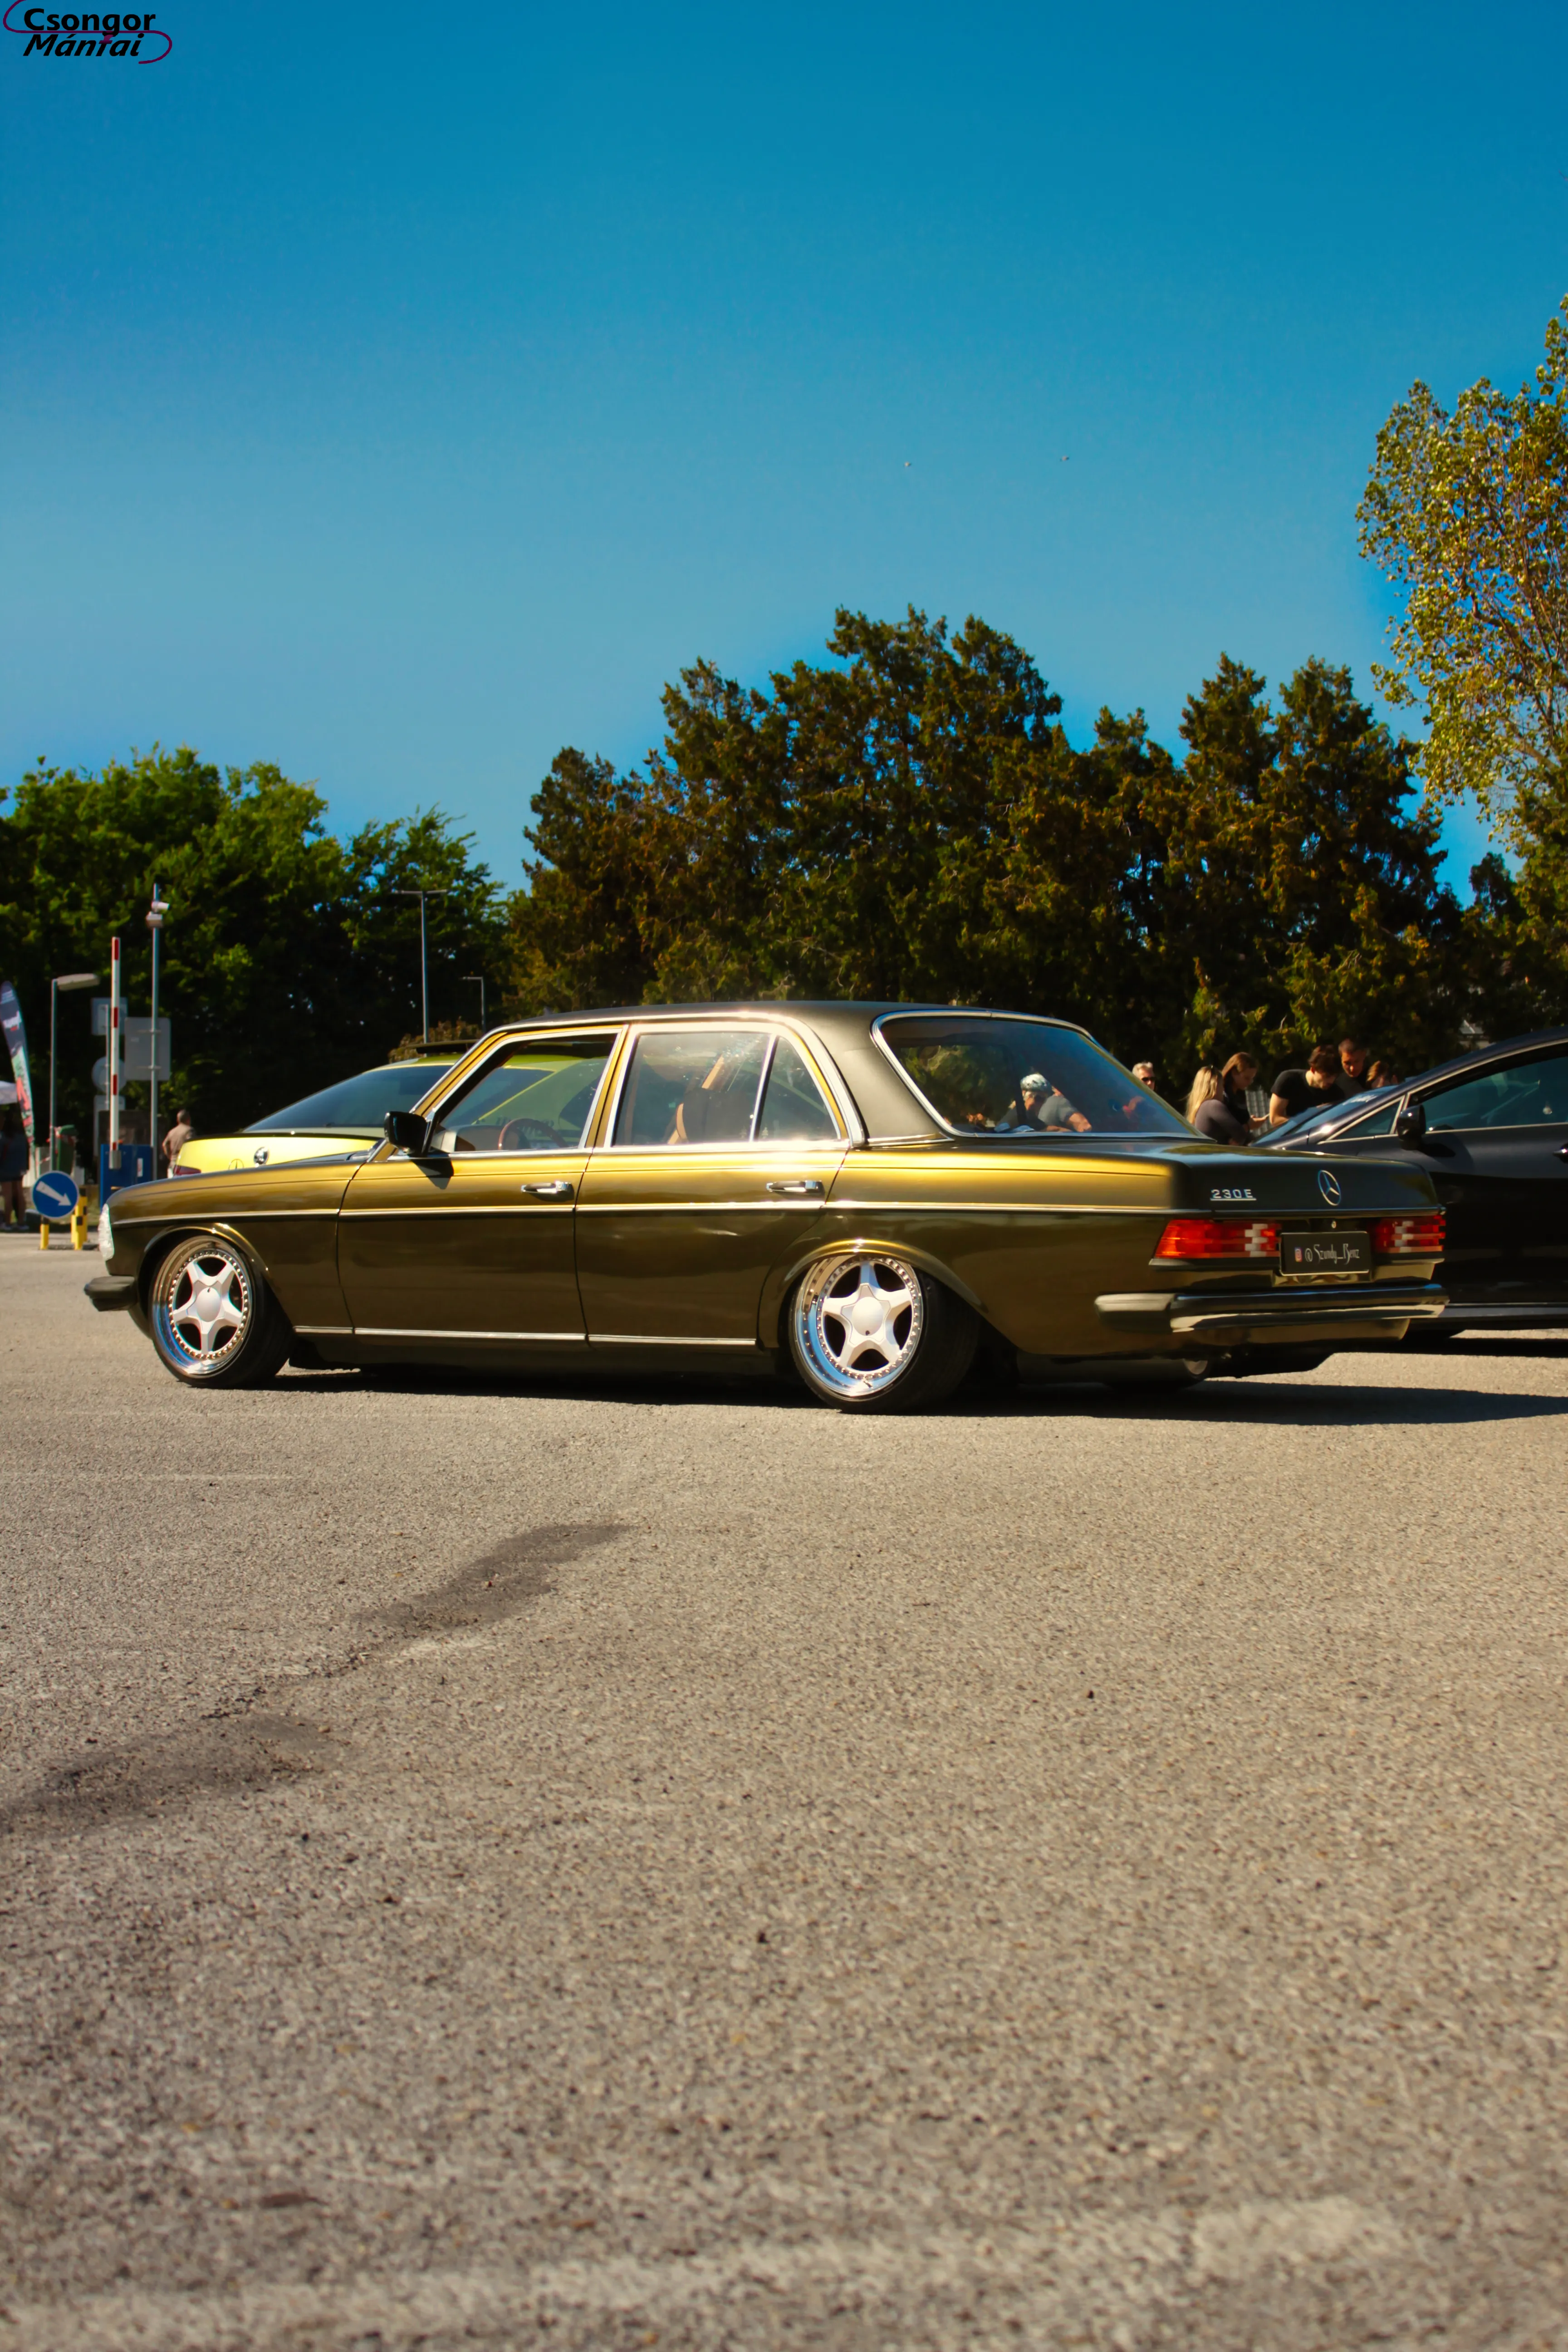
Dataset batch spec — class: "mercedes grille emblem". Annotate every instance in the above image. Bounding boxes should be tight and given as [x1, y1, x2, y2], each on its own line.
[1317, 1169, 1343, 1206]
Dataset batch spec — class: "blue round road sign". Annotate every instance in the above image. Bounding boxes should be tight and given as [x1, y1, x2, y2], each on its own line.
[32, 1171, 80, 1220]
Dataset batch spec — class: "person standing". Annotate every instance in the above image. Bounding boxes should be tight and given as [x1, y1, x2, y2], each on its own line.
[1192, 1054, 1258, 1144]
[1185, 1066, 1221, 1126]
[161, 1107, 194, 1174]
[1269, 1046, 1345, 1125]
[1338, 1036, 1372, 1096]
[0, 1106, 28, 1227]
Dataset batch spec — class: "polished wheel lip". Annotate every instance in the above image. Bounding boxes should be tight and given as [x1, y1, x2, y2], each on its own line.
[153, 1239, 254, 1375]
[794, 1252, 925, 1397]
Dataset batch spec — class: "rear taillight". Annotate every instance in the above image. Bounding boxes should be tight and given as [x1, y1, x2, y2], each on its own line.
[1155, 1217, 1281, 1260]
[1370, 1212, 1445, 1255]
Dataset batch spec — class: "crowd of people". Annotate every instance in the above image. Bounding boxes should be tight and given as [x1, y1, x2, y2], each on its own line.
[1161, 1034, 1401, 1143]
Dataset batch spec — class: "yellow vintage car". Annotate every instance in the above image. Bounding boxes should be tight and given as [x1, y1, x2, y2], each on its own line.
[172, 1053, 460, 1175]
[87, 1004, 1447, 1411]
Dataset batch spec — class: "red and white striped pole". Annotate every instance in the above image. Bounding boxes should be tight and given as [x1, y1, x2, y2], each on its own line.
[108, 935, 121, 1153]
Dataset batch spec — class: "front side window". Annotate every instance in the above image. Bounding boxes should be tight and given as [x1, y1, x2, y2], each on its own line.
[879, 1015, 1187, 1138]
[614, 1029, 769, 1147]
[1425, 1052, 1568, 1133]
[432, 1036, 616, 1153]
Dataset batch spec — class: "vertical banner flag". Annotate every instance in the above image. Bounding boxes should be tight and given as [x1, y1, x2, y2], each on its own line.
[0, 982, 35, 1147]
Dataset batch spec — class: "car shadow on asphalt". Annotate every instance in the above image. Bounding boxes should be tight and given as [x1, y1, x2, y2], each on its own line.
[270, 1365, 1568, 1428]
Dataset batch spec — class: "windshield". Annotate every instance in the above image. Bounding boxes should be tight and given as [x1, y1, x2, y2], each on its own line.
[247, 1062, 456, 1133]
[879, 1015, 1187, 1137]
[1257, 1084, 1401, 1150]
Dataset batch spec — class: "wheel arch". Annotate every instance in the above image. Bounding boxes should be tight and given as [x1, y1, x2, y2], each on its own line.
[135, 1220, 275, 1316]
[759, 1233, 986, 1348]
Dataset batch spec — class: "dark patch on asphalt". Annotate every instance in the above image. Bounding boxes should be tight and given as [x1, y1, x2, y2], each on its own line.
[370, 1521, 623, 1637]
[3, 1522, 625, 1836]
[1, 1712, 339, 1833]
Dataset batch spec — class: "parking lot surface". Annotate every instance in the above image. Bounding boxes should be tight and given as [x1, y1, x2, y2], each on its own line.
[3, 1240, 1568, 2350]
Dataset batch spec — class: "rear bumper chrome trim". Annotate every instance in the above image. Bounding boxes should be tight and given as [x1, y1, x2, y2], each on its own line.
[1096, 1282, 1446, 1338]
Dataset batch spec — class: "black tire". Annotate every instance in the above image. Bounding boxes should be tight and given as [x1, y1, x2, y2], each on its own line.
[146, 1232, 293, 1389]
[786, 1251, 978, 1413]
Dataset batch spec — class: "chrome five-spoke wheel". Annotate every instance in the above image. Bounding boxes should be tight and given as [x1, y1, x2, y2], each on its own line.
[148, 1233, 292, 1387]
[788, 1252, 977, 1412]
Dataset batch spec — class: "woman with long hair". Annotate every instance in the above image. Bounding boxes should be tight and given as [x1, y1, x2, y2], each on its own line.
[1184, 1066, 1221, 1126]
[1190, 1054, 1258, 1144]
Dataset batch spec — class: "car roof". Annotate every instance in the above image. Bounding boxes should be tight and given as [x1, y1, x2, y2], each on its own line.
[484, 1002, 1104, 1144]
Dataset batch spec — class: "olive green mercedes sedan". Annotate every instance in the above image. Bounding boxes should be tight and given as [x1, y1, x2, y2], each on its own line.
[86, 1004, 1446, 1411]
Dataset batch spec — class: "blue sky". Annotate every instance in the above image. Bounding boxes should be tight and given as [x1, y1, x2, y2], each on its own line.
[3, 0, 1565, 892]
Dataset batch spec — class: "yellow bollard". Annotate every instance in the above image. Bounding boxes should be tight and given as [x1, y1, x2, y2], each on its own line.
[71, 1201, 88, 1250]
[38, 1221, 50, 1250]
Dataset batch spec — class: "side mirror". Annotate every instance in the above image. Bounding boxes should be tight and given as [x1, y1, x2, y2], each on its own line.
[1394, 1098, 1426, 1146]
[384, 1110, 432, 1155]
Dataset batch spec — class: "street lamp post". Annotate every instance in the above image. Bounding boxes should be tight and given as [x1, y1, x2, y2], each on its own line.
[147, 884, 169, 1167]
[49, 970, 99, 1173]
[394, 889, 449, 1044]
[462, 972, 487, 1033]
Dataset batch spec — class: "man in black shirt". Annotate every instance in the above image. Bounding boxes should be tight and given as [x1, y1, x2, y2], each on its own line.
[1269, 1047, 1344, 1126]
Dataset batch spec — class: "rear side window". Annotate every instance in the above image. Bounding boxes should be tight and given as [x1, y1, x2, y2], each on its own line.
[756, 1038, 840, 1142]
[1425, 1052, 1568, 1132]
[614, 1030, 769, 1147]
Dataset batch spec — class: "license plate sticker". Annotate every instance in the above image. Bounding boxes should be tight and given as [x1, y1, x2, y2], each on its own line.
[1279, 1230, 1371, 1276]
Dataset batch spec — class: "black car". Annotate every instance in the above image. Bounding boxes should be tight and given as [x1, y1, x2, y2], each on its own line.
[1256, 1029, 1568, 1332]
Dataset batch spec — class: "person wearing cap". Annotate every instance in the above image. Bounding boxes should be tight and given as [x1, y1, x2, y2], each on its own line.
[1005, 1071, 1092, 1135]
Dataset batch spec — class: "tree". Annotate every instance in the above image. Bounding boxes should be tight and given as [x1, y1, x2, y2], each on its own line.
[1358, 296, 1568, 1003]
[1153, 657, 1471, 1073]
[507, 615, 1497, 1079]
[0, 748, 505, 1139]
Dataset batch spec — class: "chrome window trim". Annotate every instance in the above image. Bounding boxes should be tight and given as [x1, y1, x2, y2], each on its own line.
[600, 1018, 857, 1152]
[399, 1027, 626, 1161]
[868, 1009, 1181, 1143]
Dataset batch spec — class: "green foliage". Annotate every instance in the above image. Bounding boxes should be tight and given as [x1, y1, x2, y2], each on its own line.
[508, 613, 1520, 1083]
[1358, 296, 1568, 1014]
[0, 747, 504, 1136]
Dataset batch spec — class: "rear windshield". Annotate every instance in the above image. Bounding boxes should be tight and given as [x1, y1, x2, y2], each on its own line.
[248, 1062, 456, 1133]
[880, 1016, 1186, 1137]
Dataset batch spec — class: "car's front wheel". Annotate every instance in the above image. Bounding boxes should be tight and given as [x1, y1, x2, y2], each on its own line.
[787, 1251, 977, 1411]
[147, 1233, 293, 1388]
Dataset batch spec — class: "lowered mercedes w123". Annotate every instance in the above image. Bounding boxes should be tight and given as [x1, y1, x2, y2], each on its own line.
[87, 1004, 1446, 1411]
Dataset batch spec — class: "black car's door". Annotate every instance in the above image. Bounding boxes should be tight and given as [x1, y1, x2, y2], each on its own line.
[1388, 1049, 1568, 1307]
[1317, 1049, 1568, 1308]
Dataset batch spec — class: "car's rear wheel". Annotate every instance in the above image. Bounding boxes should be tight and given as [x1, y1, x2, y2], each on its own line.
[787, 1251, 977, 1411]
[147, 1233, 293, 1388]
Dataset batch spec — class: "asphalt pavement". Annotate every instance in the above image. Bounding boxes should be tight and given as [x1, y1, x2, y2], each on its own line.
[4, 1237, 1568, 2351]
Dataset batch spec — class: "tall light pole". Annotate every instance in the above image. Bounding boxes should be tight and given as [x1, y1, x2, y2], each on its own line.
[394, 889, 449, 1044]
[462, 972, 487, 1033]
[49, 970, 98, 1172]
[147, 883, 169, 1165]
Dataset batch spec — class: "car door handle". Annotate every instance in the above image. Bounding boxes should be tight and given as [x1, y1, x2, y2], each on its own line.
[766, 1179, 823, 1197]
[520, 1180, 574, 1200]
